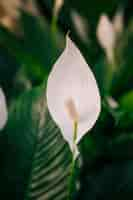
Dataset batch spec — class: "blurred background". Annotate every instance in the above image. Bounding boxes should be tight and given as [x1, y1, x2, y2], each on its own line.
[0, 0, 133, 97]
[0, 0, 133, 199]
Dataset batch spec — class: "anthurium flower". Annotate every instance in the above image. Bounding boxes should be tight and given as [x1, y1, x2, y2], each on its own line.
[0, 88, 8, 129]
[46, 36, 101, 158]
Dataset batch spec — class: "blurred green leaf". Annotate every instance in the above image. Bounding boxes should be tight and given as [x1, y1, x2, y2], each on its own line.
[108, 133, 133, 159]
[0, 86, 71, 199]
[20, 11, 63, 83]
[0, 12, 64, 85]
[78, 160, 133, 200]
[0, 46, 19, 98]
[119, 90, 133, 112]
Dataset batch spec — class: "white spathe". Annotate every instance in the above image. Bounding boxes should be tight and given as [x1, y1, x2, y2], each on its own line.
[46, 37, 101, 155]
[0, 88, 8, 129]
[97, 14, 116, 62]
[113, 10, 123, 34]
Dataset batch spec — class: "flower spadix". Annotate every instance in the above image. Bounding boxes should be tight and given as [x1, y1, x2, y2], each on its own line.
[46, 37, 101, 157]
[0, 88, 8, 129]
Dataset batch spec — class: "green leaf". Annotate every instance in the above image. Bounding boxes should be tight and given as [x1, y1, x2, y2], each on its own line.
[20, 12, 60, 69]
[79, 160, 133, 200]
[19, 11, 63, 84]
[0, 86, 71, 200]
[119, 90, 133, 112]
[0, 12, 63, 84]
[0, 25, 33, 66]
[108, 133, 133, 159]
[0, 46, 19, 97]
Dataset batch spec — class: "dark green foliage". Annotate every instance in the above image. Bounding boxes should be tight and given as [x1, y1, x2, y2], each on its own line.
[0, 87, 71, 199]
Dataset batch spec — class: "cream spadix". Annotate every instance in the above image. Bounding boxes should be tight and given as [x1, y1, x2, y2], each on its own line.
[0, 88, 8, 129]
[46, 37, 101, 157]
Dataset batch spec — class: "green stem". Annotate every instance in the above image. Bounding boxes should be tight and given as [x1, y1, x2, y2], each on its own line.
[73, 121, 78, 145]
[68, 121, 78, 200]
[105, 54, 116, 94]
[51, 14, 58, 35]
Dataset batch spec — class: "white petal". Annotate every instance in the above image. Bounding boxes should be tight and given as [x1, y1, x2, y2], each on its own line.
[97, 14, 116, 61]
[0, 88, 8, 129]
[46, 36, 101, 154]
[113, 10, 123, 34]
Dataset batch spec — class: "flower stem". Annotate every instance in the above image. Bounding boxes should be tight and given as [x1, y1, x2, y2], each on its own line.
[105, 54, 116, 94]
[73, 121, 78, 144]
[51, 14, 58, 35]
[68, 121, 78, 200]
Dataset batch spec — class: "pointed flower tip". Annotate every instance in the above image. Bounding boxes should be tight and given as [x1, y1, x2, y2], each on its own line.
[101, 14, 109, 22]
[66, 35, 73, 49]
[0, 88, 8, 130]
[46, 36, 101, 155]
[97, 14, 112, 33]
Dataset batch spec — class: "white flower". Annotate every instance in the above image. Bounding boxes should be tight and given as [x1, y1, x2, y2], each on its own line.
[97, 12, 123, 62]
[0, 88, 8, 129]
[46, 36, 101, 157]
[113, 9, 123, 34]
[97, 14, 115, 62]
